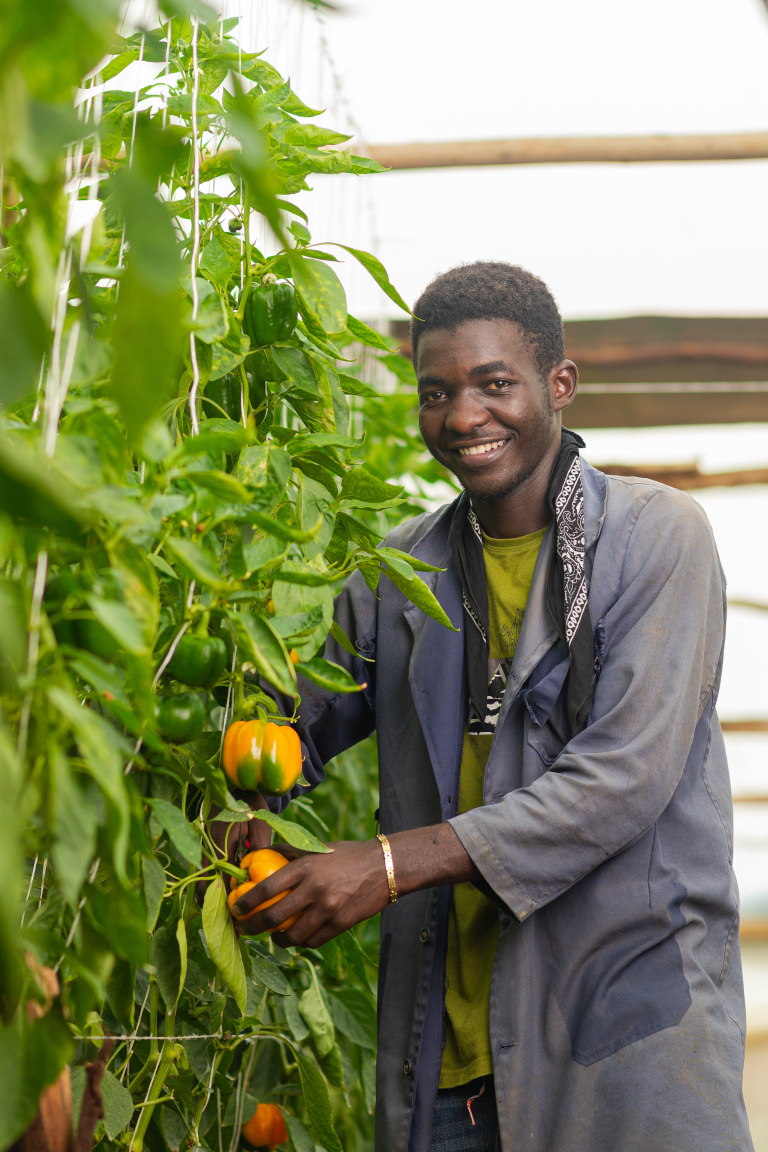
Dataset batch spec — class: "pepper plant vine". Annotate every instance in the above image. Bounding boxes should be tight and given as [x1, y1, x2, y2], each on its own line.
[0, 2, 451, 1149]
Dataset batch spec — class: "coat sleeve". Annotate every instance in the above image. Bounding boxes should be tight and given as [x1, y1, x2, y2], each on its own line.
[267, 568, 378, 805]
[449, 487, 727, 921]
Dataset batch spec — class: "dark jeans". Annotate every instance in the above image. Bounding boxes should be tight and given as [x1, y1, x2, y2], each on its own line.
[429, 1075, 499, 1151]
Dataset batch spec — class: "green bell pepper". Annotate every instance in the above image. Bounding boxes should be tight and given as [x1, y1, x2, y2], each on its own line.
[167, 634, 228, 689]
[154, 693, 205, 743]
[243, 280, 297, 347]
[201, 374, 243, 422]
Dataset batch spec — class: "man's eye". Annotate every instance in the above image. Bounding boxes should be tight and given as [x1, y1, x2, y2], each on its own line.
[421, 390, 446, 404]
[486, 379, 511, 391]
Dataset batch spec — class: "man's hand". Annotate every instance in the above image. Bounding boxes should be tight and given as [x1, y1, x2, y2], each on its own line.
[196, 791, 272, 906]
[231, 821, 479, 948]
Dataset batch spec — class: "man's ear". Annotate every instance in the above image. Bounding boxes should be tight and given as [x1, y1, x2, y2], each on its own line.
[551, 360, 578, 412]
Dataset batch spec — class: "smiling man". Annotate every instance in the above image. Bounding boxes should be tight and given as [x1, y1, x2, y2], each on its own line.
[231, 263, 752, 1152]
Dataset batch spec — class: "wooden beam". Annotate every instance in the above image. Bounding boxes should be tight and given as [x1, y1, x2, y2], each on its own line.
[366, 132, 768, 171]
[740, 919, 768, 941]
[720, 720, 768, 733]
[597, 462, 768, 490]
[567, 383, 768, 427]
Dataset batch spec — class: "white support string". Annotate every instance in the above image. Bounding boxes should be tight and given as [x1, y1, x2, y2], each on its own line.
[20, 855, 39, 926]
[17, 550, 48, 765]
[187, 15, 202, 436]
[119, 978, 152, 1082]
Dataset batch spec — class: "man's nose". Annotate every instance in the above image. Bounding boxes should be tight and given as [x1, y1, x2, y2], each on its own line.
[444, 391, 490, 436]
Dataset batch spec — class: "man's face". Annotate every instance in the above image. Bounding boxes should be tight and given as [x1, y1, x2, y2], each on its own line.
[416, 318, 575, 502]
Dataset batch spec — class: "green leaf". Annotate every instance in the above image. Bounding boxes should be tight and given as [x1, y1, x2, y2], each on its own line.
[166, 537, 225, 590]
[339, 467, 405, 510]
[289, 252, 347, 334]
[0, 281, 49, 407]
[228, 611, 297, 697]
[296, 1052, 343, 1152]
[283, 990, 310, 1041]
[202, 876, 247, 1014]
[142, 853, 166, 931]
[289, 432, 364, 454]
[284, 1113, 315, 1152]
[380, 553, 414, 579]
[296, 658, 364, 694]
[284, 125, 351, 148]
[271, 346, 319, 397]
[47, 687, 131, 884]
[187, 469, 251, 502]
[106, 958, 135, 1030]
[332, 244, 412, 314]
[176, 916, 188, 1006]
[252, 811, 332, 853]
[273, 566, 332, 617]
[178, 418, 247, 457]
[329, 991, 376, 1050]
[249, 510, 324, 543]
[199, 232, 239, 290]
[377, 545, 444, 573]
[87, 595, 148, 655]
[345, 314, 393, 352]
[237, 442, 292, 498]
[317, 1040, 344, 1088]
[337, 373, 378, 398]
[380, 565, 459, 632]
[50, 750, 97, 908]
[329, 620, 358, 660]
[99, 1069, 135, 1139]
[146, 798, 202, 868]
[152, 918, 183, 1010]
[249, 950, 290, 995]
[269, 560, 336, 587]
[299, 969, 335, 1057]
[0, 435, 85, 538]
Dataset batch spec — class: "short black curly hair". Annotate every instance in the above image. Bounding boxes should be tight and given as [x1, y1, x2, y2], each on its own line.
[410, 261, 565, 376]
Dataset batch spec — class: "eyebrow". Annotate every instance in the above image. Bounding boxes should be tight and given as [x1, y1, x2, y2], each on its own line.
[417, 360, 515, 389]
[468, 360, 515, 378]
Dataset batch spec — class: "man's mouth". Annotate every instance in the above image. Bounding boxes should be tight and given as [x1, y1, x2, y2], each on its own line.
[454, 439, 507, 458]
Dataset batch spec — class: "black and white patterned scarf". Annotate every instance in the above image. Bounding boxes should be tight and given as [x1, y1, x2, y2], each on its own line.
[451, 428, 593, 739]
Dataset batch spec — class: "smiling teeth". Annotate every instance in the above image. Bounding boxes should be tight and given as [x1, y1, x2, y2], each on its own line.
[458, 440, 504, 457]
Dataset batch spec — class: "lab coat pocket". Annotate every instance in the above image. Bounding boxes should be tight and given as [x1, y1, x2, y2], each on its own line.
[523, 656, 571, 768]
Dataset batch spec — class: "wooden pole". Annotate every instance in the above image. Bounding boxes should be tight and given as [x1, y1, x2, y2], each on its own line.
[366, 132, 768, 170]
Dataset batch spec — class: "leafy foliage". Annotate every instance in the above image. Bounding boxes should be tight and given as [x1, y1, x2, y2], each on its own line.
[0, 2, 454, 1149]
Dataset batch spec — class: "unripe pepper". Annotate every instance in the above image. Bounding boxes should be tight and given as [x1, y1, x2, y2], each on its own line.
[167, 633, 227, 689]
[227, 848, 298, 932]
[222, 719, 302, 796]
[201, 373, 242, 422]
[241, 1102, 289, 1149]
[154, 693, 205, 743]
[243, 280, 297, 347]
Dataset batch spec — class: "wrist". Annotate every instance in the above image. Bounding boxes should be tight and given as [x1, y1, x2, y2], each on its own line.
[376, 833, 398, 904]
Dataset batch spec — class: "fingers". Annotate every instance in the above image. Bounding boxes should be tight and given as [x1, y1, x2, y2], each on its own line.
[233, 860, 304, 919]
[247, 814, 272, 852]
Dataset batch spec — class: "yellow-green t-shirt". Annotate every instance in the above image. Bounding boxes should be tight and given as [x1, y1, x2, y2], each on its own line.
[439, 525, 546, 1089]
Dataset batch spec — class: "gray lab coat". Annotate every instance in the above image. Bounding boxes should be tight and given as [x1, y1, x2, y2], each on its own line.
[290, 459, 753, 1152]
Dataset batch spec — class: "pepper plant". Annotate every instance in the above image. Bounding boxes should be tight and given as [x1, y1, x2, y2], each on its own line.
[0, 2, 452, 1149]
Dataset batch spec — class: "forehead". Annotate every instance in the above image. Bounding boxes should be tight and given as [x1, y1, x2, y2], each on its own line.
[415, 318, 538, 379]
